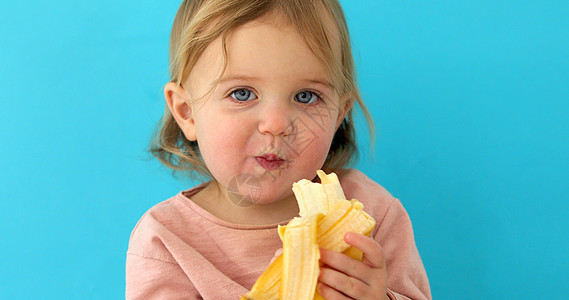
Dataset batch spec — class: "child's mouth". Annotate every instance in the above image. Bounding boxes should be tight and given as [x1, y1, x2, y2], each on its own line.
[255, 154, 285, 170]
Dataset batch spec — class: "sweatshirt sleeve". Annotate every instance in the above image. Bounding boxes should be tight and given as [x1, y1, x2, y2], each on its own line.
[375, 198, 431, 300]
[124, 204, 203, 300]
[125, 253, 200, 300]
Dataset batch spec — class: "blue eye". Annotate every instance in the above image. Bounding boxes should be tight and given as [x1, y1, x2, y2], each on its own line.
[230, 88, 257, 101]
[294, 91, 319, 104]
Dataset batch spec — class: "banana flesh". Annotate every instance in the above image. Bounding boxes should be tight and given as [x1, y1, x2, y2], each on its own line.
[280, 214, 321, 299]
[241, 170, 376, 300]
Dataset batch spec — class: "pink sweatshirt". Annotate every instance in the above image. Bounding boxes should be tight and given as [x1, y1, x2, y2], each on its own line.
[126, 169, 431, 299]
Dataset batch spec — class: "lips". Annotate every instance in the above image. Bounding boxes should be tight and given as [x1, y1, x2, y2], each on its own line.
[255, 153, 286, 170]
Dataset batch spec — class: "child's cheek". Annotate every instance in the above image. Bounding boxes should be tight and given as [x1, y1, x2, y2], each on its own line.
[289, 111, 338, 158]
[196, 114, 253, 172]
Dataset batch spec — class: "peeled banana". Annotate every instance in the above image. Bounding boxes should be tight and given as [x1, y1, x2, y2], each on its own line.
[241, 170, 376, 300]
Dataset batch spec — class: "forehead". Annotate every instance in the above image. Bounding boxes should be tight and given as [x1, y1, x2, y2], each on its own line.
[225, 16, 327, 79]
[255, 8, 342, 61]
[187, 9, 341, 89]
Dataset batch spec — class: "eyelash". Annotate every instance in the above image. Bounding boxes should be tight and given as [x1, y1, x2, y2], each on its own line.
[226, 88, 324, 105]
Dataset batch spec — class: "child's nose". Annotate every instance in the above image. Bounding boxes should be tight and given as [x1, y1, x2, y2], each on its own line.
[257, 100, 296, 137]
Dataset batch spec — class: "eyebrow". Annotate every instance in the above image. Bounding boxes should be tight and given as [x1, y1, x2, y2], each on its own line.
[306, 79, 334, 88]
[216, 75, 260, 85]
[217, 75, 334, 89]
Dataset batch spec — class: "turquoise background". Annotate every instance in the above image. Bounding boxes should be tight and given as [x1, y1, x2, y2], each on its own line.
[1, 0, 567, 298]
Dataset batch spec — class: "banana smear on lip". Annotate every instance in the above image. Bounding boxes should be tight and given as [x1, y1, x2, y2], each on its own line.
[241, 170, 377, 300]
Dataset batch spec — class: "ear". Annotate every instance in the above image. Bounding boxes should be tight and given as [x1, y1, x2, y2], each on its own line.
[335, 94, 354, 130]
[164, 81, 197, 141]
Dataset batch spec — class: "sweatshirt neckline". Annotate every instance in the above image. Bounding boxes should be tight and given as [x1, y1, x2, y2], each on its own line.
[175, 182, 294, 230]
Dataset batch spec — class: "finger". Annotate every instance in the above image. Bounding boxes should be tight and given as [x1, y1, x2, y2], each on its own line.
[319, 266, 368, 299]
[317, 282, 351, 300]
[319, 247, 372, 283]
[344, 232, 385, 269]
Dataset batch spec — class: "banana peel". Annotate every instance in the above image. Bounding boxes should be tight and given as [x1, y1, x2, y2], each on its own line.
[241, 170, 376, 300]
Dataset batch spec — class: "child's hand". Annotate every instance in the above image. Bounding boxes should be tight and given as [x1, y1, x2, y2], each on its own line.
[317, 232, 389, 300]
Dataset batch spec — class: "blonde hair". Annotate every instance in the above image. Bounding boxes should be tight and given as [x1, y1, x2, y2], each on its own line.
[149, 0, 375, 182]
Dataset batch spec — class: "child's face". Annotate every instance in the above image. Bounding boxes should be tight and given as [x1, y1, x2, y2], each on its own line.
[171, 14, 348, 206]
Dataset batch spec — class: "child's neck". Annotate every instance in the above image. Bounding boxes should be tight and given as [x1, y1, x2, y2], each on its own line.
[191, 180, 300, 226]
